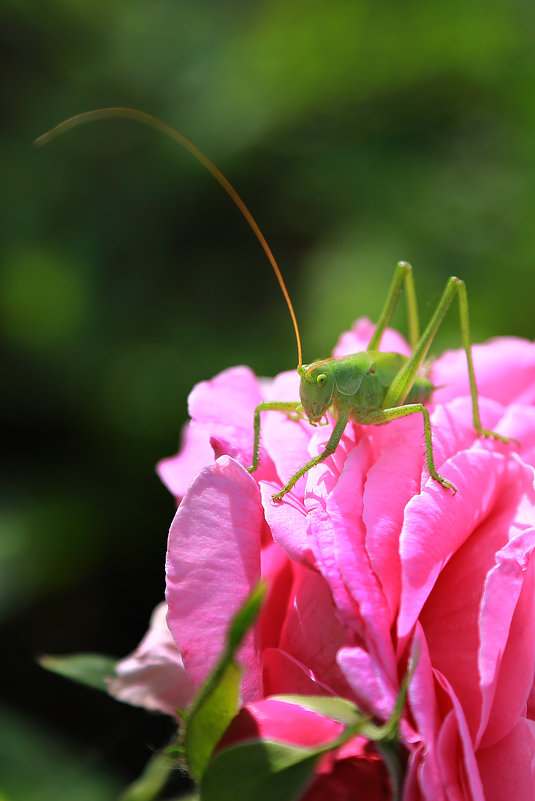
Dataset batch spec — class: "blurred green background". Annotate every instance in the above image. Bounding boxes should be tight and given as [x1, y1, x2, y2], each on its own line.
[2, 0, 535, 797]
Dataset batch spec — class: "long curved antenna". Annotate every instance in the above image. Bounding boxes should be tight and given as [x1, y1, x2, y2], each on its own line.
[35, 107, 303, 369]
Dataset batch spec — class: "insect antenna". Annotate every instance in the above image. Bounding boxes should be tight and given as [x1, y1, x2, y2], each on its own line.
[35, 107, 303, 369]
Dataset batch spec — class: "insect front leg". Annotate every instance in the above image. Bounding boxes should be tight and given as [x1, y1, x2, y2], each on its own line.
[271, 413, 350, 502]
[247, 401, 301, 474]
[367, 405, 457, 494]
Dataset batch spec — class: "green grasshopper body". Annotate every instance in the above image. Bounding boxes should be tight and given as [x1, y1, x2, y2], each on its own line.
[36, 109, 514, 502]
[248, 262, 512, 501]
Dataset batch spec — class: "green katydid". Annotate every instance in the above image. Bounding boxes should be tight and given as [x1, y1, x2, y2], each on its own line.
[36, 107, 514, 502]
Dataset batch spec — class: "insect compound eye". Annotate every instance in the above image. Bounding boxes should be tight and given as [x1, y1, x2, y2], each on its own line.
[316, 373, 328, 387]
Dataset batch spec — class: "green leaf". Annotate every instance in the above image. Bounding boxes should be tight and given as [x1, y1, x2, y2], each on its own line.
[184, 583, 267, 782]
[199, 694, 368, 801]
[198, 676, 415, 800]
[227, 581, 266, 652]
[39, 652, 117, 692]
[185, 660, 242, 783]
[200, 740, 320, 801]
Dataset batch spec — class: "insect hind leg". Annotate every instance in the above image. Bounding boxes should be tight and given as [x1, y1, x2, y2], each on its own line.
[382, 275, 517, 448]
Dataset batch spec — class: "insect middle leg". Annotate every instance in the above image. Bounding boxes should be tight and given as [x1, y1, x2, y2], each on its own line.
[366, 405, 457, 493]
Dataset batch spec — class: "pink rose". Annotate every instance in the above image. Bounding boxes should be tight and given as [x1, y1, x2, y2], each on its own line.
[125, 320, 535, 798]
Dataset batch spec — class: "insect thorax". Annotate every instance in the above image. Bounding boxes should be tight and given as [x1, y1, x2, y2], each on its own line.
[330, 351, 433, 420]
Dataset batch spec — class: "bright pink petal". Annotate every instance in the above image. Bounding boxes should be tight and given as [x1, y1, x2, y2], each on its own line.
[398, 448, 508, 645]
[261, 481, 314, 566]
[432, 337, 535, 407]
[434, 672, 485, 801]
[417, 456, 535, 744]
[165, 456, 263, 702]
[107, 602, 194, 716]
[495, 404, 535, 469]
[333, 318, 412, 359]
[405, 627, 445, 801]
[477, 523, 535, 747]
[362, 414, 425, 619]
[426, 396, 502, 468]
[220, 697, 344, 748]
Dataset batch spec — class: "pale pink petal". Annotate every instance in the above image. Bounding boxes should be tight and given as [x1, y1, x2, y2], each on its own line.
[187, 366, 265, 468]
[165, 456, 263, 703]
[333, 318, 412, 359]
[156, 422, 214, 500]
[107, 602, 194, 717]
[432, 338, 535, 407]
[337, 646, 397, 721]
[477, 718, 535, 801]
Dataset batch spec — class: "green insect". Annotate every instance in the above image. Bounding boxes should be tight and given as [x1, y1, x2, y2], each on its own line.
[37, 108, 513, 502]
[249, 261, 514, 501]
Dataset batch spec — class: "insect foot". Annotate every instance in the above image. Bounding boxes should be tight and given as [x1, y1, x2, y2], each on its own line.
[433, 474, 458, 495]
[479, 428, 520, 447]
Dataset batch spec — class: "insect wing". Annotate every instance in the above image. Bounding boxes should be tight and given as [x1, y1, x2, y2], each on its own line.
[332, 352, 374, 396]
[369, 352, 409, 388]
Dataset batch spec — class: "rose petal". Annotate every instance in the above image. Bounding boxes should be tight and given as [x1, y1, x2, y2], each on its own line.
[156, 422, 214, 500]
[165, 456, 263, 702]
[432, 338, 535, 407]
[107, 602, 194, 716]
[398, 449, 508, 645]
[188, 365, 264, 467]
[477, 718, 535, 801]
[333, 318, 412, 359]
